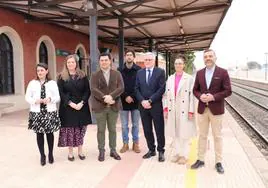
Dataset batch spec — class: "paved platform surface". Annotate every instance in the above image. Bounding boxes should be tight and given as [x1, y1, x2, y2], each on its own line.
[0, 109, 267, 188]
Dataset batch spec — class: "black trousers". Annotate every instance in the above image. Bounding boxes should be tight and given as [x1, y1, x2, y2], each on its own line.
[36, 133, 54, 157]
[139, 102, 165, 152]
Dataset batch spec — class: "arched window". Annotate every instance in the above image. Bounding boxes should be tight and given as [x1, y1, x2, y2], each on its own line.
[76, 49, 83, 69]
[39, 42, 48, 64]
[0, 33, 14, 95]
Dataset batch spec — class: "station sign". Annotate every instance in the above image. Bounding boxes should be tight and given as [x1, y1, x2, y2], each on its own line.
[56, 49, 71, 56]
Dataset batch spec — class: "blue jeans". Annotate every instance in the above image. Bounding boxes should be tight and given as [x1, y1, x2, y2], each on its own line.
[120, 109, 140, 144]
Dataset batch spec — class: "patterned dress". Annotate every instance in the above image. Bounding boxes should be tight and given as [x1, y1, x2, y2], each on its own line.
[58, 126, 87, 147]
[28, 82, 61, 133]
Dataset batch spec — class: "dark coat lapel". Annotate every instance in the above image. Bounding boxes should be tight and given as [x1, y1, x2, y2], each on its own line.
[200, 68, 207, 90]
[99, 70, 108, 87]
[108, 70, 114, 89]
[148, 68, 155, 85]
[142, 69, 147, 85]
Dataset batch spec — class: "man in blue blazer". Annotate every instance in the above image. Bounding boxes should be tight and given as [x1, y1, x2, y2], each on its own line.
[135, 52, 166, 162]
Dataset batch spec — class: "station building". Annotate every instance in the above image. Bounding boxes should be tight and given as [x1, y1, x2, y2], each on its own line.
[0, 8, 118, 113]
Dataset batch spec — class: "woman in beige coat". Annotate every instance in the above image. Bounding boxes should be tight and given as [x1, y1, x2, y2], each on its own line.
[165, 56, 196, 164]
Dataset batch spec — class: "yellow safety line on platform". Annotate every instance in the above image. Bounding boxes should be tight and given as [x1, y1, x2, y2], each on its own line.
[185, 138, 197, 188]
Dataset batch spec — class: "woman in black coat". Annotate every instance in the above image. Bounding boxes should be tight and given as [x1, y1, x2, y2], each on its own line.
[57, 54, 92, 161]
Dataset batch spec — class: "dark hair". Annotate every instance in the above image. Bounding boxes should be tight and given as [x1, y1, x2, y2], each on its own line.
[36, 63, 51, 81]
[125, 49, 136, 57]
[99, 52, 112, 60]
[37, 62, 48, 69]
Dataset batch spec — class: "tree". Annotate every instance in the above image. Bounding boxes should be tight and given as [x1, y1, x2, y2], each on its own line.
[247, 61, 262, 69]
[184, 51, 196, 75]
[168, 51, 196, 75]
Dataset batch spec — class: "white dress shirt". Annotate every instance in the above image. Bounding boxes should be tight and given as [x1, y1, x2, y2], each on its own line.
[205, 65, 215, 89]
[146, 67, 154, 83]
[101, 68, 110, 85]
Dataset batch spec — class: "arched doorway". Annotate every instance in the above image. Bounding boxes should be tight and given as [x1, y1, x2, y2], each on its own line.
[0, 33, 14, 95]
[75, 44, 88, 75]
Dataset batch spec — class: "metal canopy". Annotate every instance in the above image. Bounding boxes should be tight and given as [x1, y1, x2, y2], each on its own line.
[0, 0, 233, 52]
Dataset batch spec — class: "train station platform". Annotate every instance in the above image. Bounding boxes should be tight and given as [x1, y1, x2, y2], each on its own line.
[0, 109, 268, 188]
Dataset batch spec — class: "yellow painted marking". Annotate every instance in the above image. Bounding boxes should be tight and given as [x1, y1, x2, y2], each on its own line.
[185, 138, 197, 188]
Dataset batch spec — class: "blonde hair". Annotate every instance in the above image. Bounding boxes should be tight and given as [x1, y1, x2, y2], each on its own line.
[58, 54, 85, 81]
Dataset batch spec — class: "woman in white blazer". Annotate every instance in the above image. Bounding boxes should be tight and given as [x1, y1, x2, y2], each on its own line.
[165, 56, 196, 164]
[25, 63, 61, 166]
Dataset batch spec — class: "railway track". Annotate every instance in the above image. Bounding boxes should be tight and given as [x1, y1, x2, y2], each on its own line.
[226, 80, 268, 146]
[231, 83, 268, 110]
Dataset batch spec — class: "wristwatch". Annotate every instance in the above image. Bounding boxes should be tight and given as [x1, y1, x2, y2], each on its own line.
[148, 99, 152, 104]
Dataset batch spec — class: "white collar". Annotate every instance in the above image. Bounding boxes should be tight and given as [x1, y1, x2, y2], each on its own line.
[101, 68, 110, 74]
[146, 67, 154, 71]
[206, 65, 216, 72]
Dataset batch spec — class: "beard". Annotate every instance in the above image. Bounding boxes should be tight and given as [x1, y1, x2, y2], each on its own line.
[126, 59, 133, 64]
[205, 60, 214, 64]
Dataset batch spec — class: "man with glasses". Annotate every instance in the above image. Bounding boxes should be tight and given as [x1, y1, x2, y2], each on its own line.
[135, 52, 166, 162]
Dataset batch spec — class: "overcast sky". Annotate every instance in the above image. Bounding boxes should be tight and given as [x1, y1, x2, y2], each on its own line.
[194, 0, 268, 69]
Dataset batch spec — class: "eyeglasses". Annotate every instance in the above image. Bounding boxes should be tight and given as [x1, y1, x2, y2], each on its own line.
[144, 59, 154, 61]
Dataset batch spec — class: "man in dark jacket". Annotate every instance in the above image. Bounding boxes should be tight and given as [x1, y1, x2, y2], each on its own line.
[135, 52, 166, 162]
[119, 50, 141, 153]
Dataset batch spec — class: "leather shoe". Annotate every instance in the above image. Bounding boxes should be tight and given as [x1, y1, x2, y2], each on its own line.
[215, 162, 224, 174]
[68, 155, 75, 162]
[40, 155, 46, 166]
[142, 151, 156, 159]
[191, 160, 205, 169]
[98, 151, 105, 162]
[132, 142, 141, 153]
[120, 143, 129, 153]
[110, 151, 121, 160]
[78, 154, 86, 160]
[158, 152, 165, 162]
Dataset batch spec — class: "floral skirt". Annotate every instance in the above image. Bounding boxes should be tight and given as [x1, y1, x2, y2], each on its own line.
[28, 111, 61, 133]
[58, 126, 87, 147]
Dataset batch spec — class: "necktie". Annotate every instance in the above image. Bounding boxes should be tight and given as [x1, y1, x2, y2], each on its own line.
[147, 69, 151, 84]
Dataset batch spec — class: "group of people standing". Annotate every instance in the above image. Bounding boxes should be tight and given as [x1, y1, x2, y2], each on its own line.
[25, 48, 232, 174]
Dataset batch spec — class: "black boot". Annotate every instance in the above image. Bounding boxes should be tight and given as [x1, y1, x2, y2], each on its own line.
[37, 133, 46, 166]
[40, 155, 46, 166]
[46, 133, 54, 164]
[48, 154, 54, 164]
